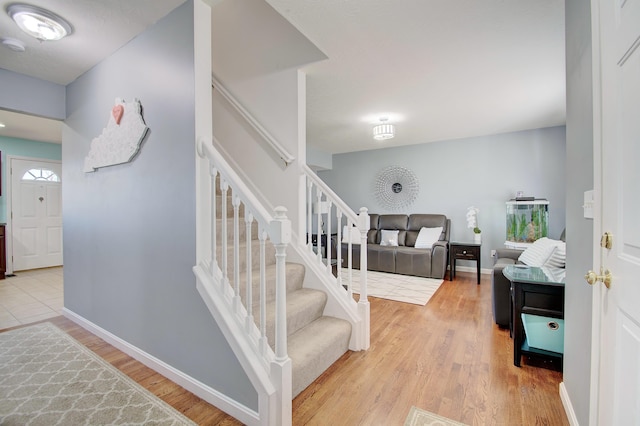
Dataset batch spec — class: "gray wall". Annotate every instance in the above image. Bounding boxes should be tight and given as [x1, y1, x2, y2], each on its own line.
[62, 1, 257, 410]
[0, 69, 65, 120]
[318, 126, 566, 270]
[564, 0, 594, 423]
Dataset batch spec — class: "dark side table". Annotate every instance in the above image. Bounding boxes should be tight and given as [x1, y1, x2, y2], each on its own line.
[449, 241, 481, 284]
[503, 264, 565, 369]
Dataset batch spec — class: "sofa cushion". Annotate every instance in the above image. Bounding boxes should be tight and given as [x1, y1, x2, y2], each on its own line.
[544, 240, 566, 268]
[368, 214, 380, 244]
[380, 229, 400, 246]
[368, 245, 397, 272]
[414, 226, 443, 249]
[377, 215, 408, 246]
[396, 246, 432, 277]
[518, 237, 558, 267]
[406, 214, 447, 247]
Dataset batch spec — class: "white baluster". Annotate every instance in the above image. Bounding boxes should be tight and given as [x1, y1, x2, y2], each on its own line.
[210, 166, 219, 276]
[307, 180, 312, 249]
[336, 210, 343, 289]
[347, 218, 353, 298]
[221, 180, 229, 290]
[233, 193, 241, 312]
[259, 229, 268, 356]
[326, 200, 332, 273]
[245, 212, 254, 333]
[315, 191, 322, 261]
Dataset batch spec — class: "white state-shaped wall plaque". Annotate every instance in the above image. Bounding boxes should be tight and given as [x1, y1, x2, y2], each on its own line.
[84, 98, 149, 173]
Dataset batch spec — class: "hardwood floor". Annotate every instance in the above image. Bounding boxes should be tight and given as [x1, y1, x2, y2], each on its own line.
[293, 271, 568, 425]
[1, 271, 568, 425]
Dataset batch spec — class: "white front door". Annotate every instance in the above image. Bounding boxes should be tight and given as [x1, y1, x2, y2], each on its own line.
[591, 0, 640, 424]
[10, 158, 63, 271]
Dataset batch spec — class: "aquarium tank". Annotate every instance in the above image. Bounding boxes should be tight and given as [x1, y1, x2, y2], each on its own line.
[506, 199, 549, 243]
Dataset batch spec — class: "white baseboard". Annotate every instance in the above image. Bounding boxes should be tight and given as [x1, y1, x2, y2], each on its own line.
[62, 308, 259, 425]
[560, 382, 579, 426]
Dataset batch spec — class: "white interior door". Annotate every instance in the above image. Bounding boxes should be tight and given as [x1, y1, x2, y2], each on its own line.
[591, 0, 640, 424]
[10, 158, 63, 271]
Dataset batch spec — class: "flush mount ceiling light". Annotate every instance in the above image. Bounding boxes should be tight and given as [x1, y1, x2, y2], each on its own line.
[372, 118, 395, 141]
[6, 3, 73, 41]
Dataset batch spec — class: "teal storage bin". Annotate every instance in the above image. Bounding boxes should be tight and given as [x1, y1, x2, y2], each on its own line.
[521, 313, 564, 354]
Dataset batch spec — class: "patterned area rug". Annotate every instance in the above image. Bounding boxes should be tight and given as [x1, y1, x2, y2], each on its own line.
[0, 322, 195, 425]
[344, 268, 444, 305]
[404, 406, 468, 426]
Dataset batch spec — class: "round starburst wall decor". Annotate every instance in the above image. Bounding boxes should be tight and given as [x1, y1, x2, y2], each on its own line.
[374, 166, 419, 210]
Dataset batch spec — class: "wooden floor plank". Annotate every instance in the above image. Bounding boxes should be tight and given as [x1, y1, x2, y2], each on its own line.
[1, 271, 568, 425]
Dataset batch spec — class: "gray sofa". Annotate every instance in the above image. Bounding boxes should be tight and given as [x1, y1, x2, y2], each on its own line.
[492, 230, 566, 328]
[340, 214, 450, 279]
[491, 248, 524, 328]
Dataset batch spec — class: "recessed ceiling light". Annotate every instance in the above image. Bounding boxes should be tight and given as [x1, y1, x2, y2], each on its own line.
[1, 37, 26, 52]
[6, 3, 73, 41]
[0, 123, 6, 128]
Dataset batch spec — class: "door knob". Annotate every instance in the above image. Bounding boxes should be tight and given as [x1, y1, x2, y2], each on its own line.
[585, 267, 612, 289]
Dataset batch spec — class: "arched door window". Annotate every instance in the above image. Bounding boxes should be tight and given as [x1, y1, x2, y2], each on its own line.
[21, 168, 61, 182]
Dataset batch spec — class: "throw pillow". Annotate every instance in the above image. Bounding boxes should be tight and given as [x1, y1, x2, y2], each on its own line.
[518, 237, 558, 267]
[341, 226, 361, 245]
[545, 240, 566, 268]
[414, 226, 443, 249]
[380, 229, 399, 246]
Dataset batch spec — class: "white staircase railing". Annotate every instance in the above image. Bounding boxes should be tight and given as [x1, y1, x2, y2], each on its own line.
[194, 136, 292, 426]
[211, 73, 295, 167]
[302, 165, 370, 350]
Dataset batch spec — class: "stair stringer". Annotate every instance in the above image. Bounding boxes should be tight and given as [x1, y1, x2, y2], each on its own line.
[194, 263, 280, 426]
[285, 239, 368, 351]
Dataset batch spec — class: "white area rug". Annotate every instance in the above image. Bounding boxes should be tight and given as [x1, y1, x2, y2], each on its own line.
[0, 322, 195, 425]
[404, 406, 468, 426]
[343, 269, 444, 305]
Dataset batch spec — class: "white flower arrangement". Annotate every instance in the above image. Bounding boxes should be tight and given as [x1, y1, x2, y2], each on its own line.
[466, 206, 481, 234]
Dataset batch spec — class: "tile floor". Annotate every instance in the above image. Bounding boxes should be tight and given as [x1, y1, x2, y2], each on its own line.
[0, 267, 63, 329]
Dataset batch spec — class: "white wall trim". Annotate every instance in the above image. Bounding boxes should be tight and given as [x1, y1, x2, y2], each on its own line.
[62, 308, 260, 426]
[560, 382, 580, 426]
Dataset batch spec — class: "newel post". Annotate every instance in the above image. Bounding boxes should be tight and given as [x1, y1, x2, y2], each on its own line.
[357, 207, 370, 350]
[270, 206, 292, 426]
[270, 206, 291, 362]
[357, 207, 369, 301]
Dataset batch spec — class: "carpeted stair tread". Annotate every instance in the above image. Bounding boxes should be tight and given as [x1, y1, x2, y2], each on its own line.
[212, 183, 353, 403]
[288, 316, 352, 397]
[216, 239, 277, 276]
[256, 288, 328, 351]
[215, 217, 260, 243]
[239, 263, 306, 307]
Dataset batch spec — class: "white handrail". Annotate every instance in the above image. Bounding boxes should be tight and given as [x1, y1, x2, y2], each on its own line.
[212, 73, 296, 167]
[302, 164, 359, 225]
[199, 136, 274, 226]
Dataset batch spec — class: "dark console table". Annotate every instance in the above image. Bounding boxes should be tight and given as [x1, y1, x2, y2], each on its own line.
[449, 241, 481, 284]
[503, 264, 565, 369]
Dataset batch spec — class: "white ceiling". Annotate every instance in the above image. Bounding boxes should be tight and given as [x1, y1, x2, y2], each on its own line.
[0, 0, 566, 154]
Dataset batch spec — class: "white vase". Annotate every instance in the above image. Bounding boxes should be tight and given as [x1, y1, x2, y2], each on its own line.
[474, 233, 482, 244]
